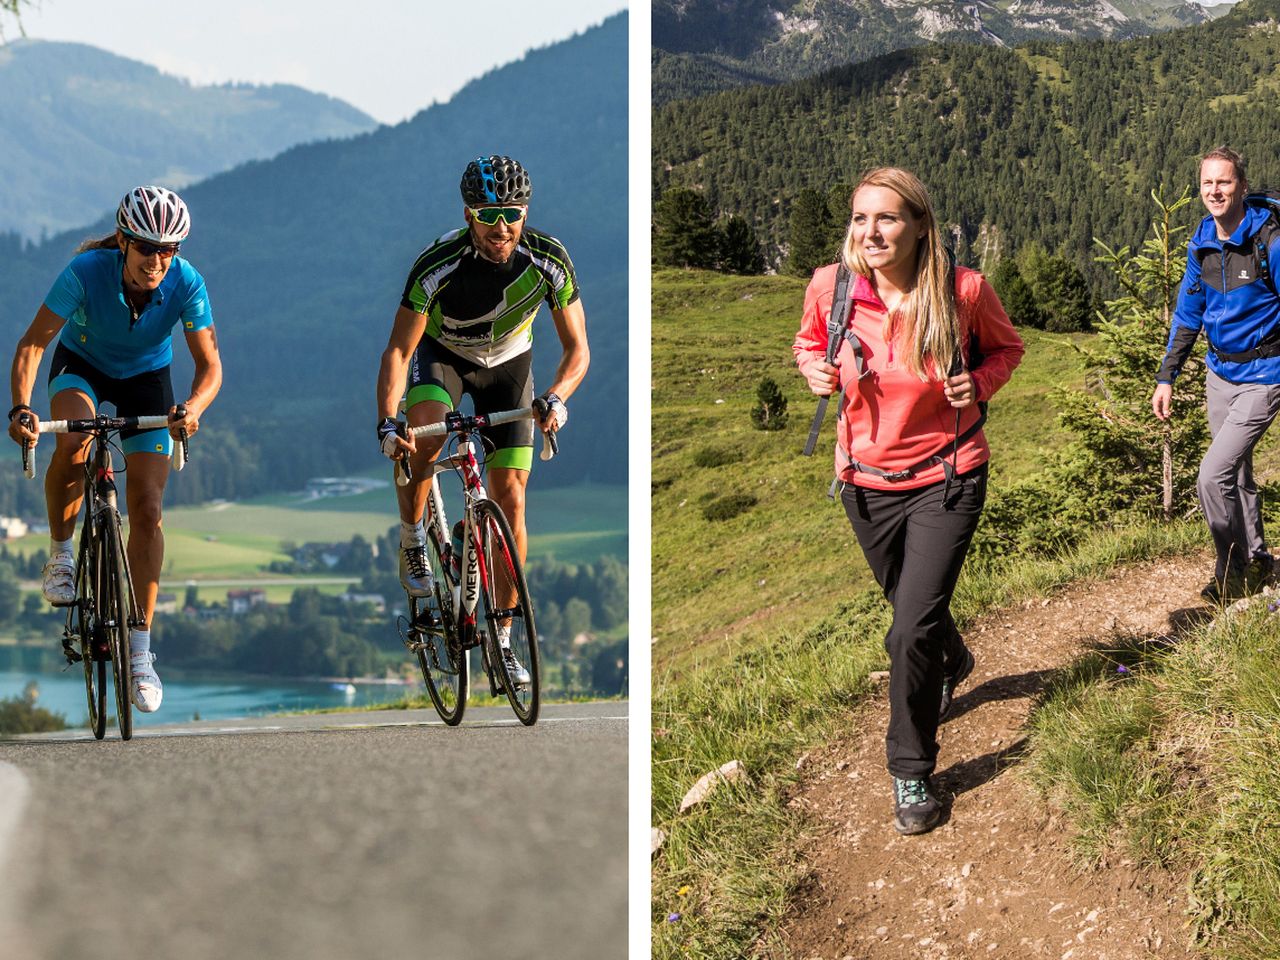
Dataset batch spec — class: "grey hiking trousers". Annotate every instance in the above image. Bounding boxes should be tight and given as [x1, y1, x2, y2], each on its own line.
[1199, 370, 1280, 578]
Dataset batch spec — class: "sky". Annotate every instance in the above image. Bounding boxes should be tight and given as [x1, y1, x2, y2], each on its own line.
[12, 0, 628, 125]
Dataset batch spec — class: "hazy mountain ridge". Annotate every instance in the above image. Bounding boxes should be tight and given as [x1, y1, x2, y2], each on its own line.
[652, 0, 1231, 101]
[0, 39, 378, 240]
[652, 0, 1280, 280]
[0, 14, 627, 501]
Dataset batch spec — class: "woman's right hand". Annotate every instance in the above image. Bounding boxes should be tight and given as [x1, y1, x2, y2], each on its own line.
[7, 408, 38, 446]
[803, 360, 841, 397]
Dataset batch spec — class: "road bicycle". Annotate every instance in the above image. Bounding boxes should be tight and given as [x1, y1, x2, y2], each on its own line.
[394, 405, 554, 727]
[21, 410, 187, 740]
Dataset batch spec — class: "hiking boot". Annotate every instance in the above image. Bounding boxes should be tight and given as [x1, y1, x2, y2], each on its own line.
[939, 647, 975, 722]
[892, 776, 943, 836]
[41, 551, 76, 606]
[399, 542, 434, 598]
[1200, 571, 1248, 605]
[1248, 552, 1276, 591]
[130, 652, 163, 713]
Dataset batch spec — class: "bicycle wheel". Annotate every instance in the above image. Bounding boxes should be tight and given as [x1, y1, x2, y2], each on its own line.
[474, 499, 540, 725]
[101, 516, 134, 741]
[413, 527, 469, 724]
[74, 535, 107, 741]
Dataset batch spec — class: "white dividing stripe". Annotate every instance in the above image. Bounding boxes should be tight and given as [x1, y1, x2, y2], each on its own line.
[0, 762, 33, 960]
[0, 762, 31, 871]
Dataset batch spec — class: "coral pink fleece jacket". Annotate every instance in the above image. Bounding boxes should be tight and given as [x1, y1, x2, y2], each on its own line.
[793, 264, 1025, 490]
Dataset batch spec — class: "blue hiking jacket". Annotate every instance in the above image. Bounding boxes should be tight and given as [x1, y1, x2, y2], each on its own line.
[1158, 205, 1280, 385]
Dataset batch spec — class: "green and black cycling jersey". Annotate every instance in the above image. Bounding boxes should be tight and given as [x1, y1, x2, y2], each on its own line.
[400, 225, 579, 368]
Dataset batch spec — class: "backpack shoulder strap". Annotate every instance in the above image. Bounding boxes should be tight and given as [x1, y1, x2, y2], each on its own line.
[802, 263, 855, 457]
[1245, 192, 1280, 300]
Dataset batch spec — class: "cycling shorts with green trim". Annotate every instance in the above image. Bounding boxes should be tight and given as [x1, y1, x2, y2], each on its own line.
[407, 337, 534, 470]
[47, 342, 174, 456]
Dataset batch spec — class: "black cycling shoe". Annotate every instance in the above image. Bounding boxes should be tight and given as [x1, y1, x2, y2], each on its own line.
[892, 777, 943, 836]
[939, 647, 975, 722]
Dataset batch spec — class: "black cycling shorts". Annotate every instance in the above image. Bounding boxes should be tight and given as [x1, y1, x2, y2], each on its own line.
[47, 342, 175, 455]
[406, 338, 534, 468]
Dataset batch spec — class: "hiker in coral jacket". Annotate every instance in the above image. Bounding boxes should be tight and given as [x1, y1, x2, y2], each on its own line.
[1154, 146, 1280, 605]
[793, 167, 1023, 837]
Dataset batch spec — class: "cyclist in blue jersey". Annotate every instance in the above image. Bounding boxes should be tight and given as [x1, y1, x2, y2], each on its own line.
[376, 156, 590, 686]
[7, 185, 223, 713]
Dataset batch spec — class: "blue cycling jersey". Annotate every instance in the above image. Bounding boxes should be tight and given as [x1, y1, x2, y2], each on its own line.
[44, 249, 213, 379]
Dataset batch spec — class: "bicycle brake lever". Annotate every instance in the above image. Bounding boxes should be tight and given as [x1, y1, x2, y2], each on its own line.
[395, 455, 412, 486]
[539, 429, 558, 462]
[531, 398, 558, 462]
[19, 413, 34, 479]
[171, 404, 189, 472]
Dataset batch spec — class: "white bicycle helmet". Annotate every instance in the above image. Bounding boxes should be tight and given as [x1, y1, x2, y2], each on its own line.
[116, 185, 191, 244]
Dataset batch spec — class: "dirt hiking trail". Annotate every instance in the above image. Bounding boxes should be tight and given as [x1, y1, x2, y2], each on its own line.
[779, 551, 1222, 960]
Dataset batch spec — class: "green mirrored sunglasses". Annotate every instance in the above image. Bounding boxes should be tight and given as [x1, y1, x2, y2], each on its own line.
[468, 205, 526, 226]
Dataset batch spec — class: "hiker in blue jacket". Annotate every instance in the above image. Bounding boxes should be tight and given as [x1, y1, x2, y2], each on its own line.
[1153, 146, 1280, 602]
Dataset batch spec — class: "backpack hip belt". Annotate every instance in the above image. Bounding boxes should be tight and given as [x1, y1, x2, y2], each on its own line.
[835, 405, 987, 487]
[1210, 326, 1280, 365]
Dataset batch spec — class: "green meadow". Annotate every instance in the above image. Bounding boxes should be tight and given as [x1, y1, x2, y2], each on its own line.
[651, 267, 1280, 958]
[8, 481, 626, 585]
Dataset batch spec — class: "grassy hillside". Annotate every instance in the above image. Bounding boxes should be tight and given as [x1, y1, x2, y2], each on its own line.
[652, 266, 1280, 956]
[651, 267, 1088, 671]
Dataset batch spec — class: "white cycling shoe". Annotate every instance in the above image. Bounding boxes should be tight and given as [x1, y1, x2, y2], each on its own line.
[130, 652, 163, 713]
[497, 628, 531, 688]
[399, 542, 435, 598]
[41, 552, 76, 606]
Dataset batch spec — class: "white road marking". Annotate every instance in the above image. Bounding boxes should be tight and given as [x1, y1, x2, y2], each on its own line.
[0, 762, 34, 959]
[0, 762, 31, 870]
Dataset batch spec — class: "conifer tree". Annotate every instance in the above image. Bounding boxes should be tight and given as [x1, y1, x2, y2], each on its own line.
[717, 215, 765, 274]
[785, 188, 841, 276]
[653, 187, 719, 269]
[989, 258, 1045, 329]
[1021, 245, 1092, 332]
[749, 377, 788, 431]
[1059, 186, 1208, 519]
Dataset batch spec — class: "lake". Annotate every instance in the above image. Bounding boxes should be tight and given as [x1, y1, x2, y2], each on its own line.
[0, 668, 423, 729]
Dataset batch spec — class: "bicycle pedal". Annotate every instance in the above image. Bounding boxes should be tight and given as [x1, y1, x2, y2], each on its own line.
[402, 635, 428, 653]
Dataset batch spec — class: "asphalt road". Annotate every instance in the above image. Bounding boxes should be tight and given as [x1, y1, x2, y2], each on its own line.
[0, 701, 627, 960]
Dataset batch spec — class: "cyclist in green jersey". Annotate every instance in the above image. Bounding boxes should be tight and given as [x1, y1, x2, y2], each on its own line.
[375, 156, 589, 685]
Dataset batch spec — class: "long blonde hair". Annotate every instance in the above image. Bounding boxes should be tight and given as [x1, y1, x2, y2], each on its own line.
[840, 167, 958, 380]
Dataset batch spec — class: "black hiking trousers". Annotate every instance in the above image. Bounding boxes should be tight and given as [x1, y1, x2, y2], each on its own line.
[840, 462, 987, 780]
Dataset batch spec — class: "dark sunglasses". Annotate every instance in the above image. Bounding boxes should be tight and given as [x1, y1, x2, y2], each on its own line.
[129, 239, 180, 258]
[467, 205, 526, 226]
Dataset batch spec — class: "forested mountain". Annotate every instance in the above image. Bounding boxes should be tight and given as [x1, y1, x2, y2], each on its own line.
[653, 0, 1232, 102]
[0, 39, 377, 240]
[0, 14, 627, 510]
[652, 0, 1280, 277]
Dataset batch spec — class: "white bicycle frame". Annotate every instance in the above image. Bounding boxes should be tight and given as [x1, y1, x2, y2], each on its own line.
[423, 438, 488, 630]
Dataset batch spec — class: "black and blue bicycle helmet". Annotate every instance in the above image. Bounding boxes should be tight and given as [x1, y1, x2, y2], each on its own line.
[460, 156, 532, 206]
